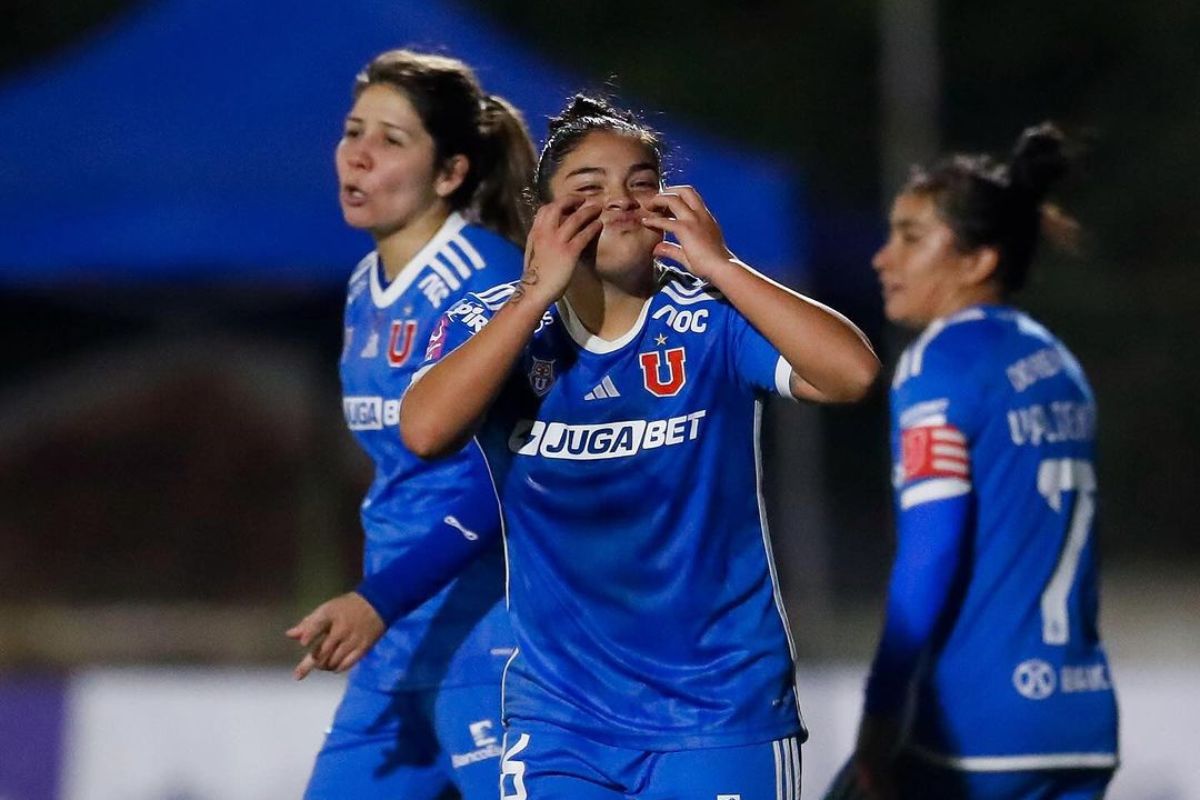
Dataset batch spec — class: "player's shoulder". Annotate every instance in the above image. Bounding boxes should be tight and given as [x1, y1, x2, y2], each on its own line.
[456, 219, 523, 272]
[348, 251, 375, 285]
[445, 279, 558, 333]
[1003, 309, 1092, 398]
[892, 306, 1011, 391]
[656, 264, 726, 307]
[459, 280, 521, 312]
[345, 251, 376, 302]
[651, 264, 737, 335]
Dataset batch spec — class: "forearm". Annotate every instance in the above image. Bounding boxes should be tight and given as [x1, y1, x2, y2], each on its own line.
[705, 258, 878, 402]
[401, 293, 549, 458]
[864, 496, 971, 717]
[356, 507, 498, 625]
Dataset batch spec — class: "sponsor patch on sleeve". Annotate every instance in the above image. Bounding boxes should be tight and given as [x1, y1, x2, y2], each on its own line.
[425, 315, 450, 361]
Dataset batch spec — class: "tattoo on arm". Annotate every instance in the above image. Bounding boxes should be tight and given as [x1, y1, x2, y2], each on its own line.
[511, 249, 538, 304]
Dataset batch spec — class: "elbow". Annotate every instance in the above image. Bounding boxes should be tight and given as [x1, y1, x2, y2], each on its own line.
[400, 405, 453, 461]
[844, 351, 882, 401]
[824, 351, 881, 403]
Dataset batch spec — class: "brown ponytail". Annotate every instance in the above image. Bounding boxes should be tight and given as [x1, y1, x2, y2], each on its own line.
[354, 50, 536, 246]
[474, 94, 536, 245]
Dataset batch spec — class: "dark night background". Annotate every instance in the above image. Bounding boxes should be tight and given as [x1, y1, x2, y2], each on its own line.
[1, 0, 1195, 660]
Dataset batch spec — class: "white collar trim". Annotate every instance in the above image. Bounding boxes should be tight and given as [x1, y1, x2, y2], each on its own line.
[558, 293, 655, 354]
[368, 212, 468, 308]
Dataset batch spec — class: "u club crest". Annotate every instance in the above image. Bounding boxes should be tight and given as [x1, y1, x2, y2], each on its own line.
[528, 357, 556, 397]
[639, 347, 687, 397]
[387, 320, 418, 367]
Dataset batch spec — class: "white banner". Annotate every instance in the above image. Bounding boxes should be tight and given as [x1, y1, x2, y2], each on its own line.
[61, 668, 342, 800]
[57, 664, 1199, 800]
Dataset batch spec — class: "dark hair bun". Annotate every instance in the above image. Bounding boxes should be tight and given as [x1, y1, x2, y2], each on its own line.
[548, 94, 636, 136]
[1009, 122, 1069, 201]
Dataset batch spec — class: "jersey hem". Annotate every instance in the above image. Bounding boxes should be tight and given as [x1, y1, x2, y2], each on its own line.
[906, 743, 1119, 772]
[504, 716, 807, 752]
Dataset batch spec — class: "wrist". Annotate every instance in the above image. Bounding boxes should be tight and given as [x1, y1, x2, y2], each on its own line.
[694, 254, 742, 284]
[519, 283, 562, 309]
[499, 285, 555, 334]
[510, 264, 567, 307]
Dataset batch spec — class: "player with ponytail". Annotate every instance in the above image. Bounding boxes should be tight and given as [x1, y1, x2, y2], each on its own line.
[838, 124, 1119, 800]
[287, 49, 535, 800]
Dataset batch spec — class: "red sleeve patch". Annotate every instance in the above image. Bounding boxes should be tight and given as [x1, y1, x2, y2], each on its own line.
[901, 424, 970, 482]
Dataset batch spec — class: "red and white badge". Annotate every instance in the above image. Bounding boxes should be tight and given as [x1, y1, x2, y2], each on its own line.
[901, 423, 970, 482]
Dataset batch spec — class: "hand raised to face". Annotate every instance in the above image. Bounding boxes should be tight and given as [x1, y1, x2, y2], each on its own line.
[511, 197, 603, 306]
[641, 185, 734, 279]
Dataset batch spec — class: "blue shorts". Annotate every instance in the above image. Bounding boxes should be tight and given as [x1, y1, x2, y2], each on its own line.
[304, 680, 503, 800]
[499, 722, 803, 800]
[895, 753, 1114, 800]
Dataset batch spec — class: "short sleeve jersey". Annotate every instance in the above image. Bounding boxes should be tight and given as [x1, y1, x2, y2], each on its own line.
[888, 305, 1118, 768]
[340, 212, 521, 691]
[421, 267, 807, 750]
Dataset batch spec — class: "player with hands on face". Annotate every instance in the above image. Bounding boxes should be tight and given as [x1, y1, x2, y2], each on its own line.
[402, 94, 879, 800]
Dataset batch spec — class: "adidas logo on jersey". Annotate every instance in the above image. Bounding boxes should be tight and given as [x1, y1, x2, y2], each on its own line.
[584, 376, 621, 400]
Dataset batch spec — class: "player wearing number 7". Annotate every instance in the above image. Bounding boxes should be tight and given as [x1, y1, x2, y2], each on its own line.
[841, 124, 1119, 800]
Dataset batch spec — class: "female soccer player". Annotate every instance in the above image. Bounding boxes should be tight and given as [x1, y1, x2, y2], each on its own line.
[846, 124, 1119, 800]
[286, 49, 535, 800]
[401, 95, 879, 800]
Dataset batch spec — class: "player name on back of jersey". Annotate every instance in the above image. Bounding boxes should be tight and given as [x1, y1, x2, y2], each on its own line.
[1007, 401, 1094, 447]
[507, 410, 707, 461]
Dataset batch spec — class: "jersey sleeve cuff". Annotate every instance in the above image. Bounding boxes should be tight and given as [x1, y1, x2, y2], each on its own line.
[774, 356, 796, 400]
[409, 363, 435, 386]
[899, 477, 972, 510]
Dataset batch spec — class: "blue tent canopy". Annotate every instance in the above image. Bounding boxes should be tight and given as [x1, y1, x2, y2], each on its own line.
[0, 0, 807, 285]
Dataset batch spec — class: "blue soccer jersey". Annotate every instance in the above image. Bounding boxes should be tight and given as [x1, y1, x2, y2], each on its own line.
[340, 212, 521, 691]
[865, 305, 1118, 770]
[420, 267, 807, 750]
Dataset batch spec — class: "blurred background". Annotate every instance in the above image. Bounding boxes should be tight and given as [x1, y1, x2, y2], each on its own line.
[1, 1, 1197, 798]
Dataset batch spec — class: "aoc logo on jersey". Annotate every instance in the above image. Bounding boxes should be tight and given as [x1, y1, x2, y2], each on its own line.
[528, 357, 556, 397]
[1012, 658, 1056, 700]
[639, 347, 687, 397]
[652, 304, 709, 333]
[387, 320, 418, 367]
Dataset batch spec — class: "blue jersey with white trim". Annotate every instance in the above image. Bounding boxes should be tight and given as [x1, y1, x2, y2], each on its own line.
[422, 268, 806, 750]
[870, 305, 1117, 768]
[340, 213, 520, 691]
